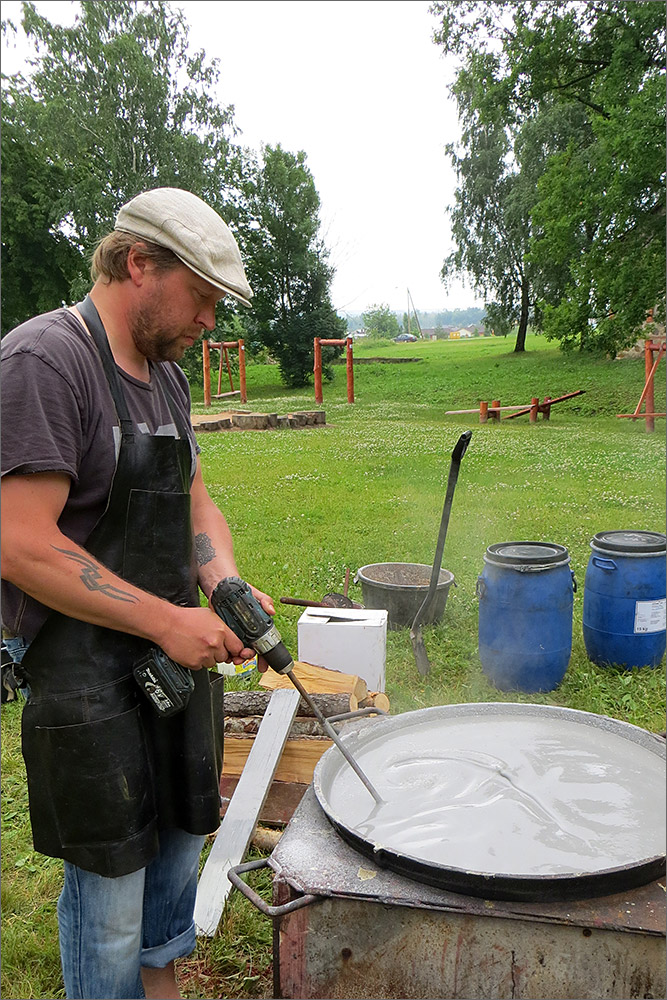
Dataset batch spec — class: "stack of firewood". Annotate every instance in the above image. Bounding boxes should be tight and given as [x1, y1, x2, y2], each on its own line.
[220, 661, 390, 825]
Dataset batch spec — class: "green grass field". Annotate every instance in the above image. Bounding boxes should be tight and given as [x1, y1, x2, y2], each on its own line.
[2, 333, 665, 999]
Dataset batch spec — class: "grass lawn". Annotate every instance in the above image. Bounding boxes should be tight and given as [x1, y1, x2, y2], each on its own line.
[2, 333, 665, 999]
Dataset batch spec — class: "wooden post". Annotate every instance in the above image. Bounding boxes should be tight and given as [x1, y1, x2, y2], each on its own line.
[542, 396, 551, 420]
[223, 346, 234, 392]
[346, 337, 354, 403]
[490, 399, 501, 422]
[238, 340, 247, 403]
[529, 397, 539, 423]
[480, 401, 489, 423]
[203, 338, 211, 407]
[314, 338, 323, 405]
[645, 340, 655, 433]
[216, 347, 223, 396]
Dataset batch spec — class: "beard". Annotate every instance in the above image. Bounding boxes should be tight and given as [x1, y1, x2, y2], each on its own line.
[129, 295, 200, 362]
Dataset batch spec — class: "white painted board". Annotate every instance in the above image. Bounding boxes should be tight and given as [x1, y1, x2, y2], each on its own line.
[194, 687, 301, 936]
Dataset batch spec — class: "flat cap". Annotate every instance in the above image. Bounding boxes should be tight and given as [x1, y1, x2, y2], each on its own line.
[115, 187, 253, 307]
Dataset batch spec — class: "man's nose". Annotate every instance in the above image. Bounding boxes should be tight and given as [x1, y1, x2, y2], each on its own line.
[197, 304, 217, 331]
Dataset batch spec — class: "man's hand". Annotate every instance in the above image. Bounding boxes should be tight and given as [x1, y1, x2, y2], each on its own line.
[156, 606, 256, 670]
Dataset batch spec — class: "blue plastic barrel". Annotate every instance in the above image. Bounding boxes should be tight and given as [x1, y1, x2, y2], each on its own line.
[583, 531, 666, 669]
[477, 542, 575, 692]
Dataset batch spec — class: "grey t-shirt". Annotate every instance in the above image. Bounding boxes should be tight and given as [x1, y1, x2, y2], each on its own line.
[1, 307, 199, 639]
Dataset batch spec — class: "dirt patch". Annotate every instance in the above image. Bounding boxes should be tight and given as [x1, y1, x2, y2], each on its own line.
[190, 411, 239, 426]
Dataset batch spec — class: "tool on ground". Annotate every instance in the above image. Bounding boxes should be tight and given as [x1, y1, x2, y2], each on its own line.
[280, 570, 363, 609]
[410, 431, 472, 677]
[213, 576, 383, 804]
[280, 594, 364, 609]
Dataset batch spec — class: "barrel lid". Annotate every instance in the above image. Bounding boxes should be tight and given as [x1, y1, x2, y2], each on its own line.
[591, 530, 666, 554]
[484, 541, 569, 567]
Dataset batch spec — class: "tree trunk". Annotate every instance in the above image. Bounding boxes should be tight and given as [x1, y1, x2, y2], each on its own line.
[514, 274, 529, 353]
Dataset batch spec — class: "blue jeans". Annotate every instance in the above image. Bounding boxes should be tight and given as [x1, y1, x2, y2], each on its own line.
[58, 827, 206, 999]
[2, 633, 31, 699]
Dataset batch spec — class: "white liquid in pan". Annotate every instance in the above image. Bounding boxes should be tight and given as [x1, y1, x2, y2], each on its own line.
[326, 716, 666, 876]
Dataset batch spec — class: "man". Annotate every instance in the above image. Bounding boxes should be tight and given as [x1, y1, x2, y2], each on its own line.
[1, 188, 273, 999]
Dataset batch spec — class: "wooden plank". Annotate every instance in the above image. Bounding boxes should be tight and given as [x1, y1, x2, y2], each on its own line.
[222, 734, 333, 784]
[194, 688, 301, 937]
[220, 775, 309, 825]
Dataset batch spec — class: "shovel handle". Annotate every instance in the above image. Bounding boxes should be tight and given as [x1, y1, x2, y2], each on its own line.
[279, 597, 327, 608]
[452, 430, 473, 463]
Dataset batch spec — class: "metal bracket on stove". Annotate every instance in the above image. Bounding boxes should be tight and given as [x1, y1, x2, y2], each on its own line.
[227, 858, 321, 917]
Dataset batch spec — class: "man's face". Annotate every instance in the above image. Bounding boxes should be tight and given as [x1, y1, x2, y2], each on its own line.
[129, 264, 226, 362]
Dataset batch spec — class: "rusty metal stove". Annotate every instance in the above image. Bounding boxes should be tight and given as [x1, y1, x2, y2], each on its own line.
[231, 786, 666, 1000]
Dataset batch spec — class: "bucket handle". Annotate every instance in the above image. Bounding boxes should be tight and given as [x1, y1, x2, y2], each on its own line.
[476, 576, 486, 600]
[571, 569, 578, 594]
[227, 859, 320, 918]
[592, 556, 618, 572]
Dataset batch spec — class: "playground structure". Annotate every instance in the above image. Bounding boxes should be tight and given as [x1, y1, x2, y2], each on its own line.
[446, 390, 585, 423]
[314, 336, 354, 405]
[202, 338, 247, 407]
[617, 337, 666, 432]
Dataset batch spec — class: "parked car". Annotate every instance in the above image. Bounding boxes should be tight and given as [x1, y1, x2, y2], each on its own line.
[394, 333, 418, 342]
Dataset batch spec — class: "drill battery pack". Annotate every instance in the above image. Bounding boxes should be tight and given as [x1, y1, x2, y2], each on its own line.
[133, 647, 194, 717]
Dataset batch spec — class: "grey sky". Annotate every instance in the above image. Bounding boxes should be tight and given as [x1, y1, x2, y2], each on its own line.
[1, 0, 482, 316]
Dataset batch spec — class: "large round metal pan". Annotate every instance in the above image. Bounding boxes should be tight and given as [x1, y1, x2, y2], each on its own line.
[313, 703, 666, 902]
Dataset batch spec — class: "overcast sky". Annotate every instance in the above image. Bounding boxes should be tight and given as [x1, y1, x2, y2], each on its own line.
[1, 0, 482, 317]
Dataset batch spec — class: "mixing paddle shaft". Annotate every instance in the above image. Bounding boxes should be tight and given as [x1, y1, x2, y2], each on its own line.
[286, 671, 384, 805]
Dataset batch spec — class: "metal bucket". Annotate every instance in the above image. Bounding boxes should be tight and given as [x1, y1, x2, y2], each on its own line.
[313, 703, 666, 902]
[356, 563, 454, 630]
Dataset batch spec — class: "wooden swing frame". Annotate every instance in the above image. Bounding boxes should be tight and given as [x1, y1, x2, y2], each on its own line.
[202, 338, 247, 407]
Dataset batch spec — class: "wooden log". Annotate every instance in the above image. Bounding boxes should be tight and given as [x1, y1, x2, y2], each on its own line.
[224, 689, 358, 719]
[251, 825, 283, 852]
[479, 401, 489, 423]
[225, 716, 350, 738]
[220, 775, 308, 825]
[222, 734, 333, 784]
[260, 660, 368, 702]
[368, 691, 391, 713]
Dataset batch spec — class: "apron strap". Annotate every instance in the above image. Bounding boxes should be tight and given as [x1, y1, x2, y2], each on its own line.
[76, 296, 135, 438]
[150, 363, 192, 443]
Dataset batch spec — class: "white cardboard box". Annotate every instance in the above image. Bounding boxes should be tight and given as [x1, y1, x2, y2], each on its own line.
[297, 607, 388, 692]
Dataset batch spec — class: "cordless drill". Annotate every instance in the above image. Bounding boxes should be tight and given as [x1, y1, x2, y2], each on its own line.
[210, 576, 294, 674]
[133, 576, 293, 717]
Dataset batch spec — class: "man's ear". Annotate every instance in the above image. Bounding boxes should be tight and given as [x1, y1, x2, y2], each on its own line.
[126, 244, 151, 287]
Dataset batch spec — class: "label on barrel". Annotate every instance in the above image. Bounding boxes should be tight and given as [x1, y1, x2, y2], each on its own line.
[634, 599, 666, 633]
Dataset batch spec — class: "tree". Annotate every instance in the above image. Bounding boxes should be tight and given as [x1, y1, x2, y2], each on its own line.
[242, 144, 345, 387]
[362, 304, 401, 340]
[441, 102, 537, 353]
[432, 1, 666, 354]
[1, 0, 243, 331]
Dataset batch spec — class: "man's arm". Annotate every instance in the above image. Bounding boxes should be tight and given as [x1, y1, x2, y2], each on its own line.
[1, 471, 254, 669]
[190, 458, 275, 615]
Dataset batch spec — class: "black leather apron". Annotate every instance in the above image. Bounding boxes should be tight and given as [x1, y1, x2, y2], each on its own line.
[20, 297, 224, 878]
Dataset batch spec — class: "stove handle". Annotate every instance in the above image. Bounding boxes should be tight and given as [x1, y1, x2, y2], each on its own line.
[227, 859, 320, 917]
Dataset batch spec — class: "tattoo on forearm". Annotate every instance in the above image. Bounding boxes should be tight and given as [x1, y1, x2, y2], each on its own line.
[195, 532, 217, 567]
[53, 546, 139, 604]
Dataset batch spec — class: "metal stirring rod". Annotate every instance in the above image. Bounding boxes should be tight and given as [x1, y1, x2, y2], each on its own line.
[286, 671, 384, 805]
